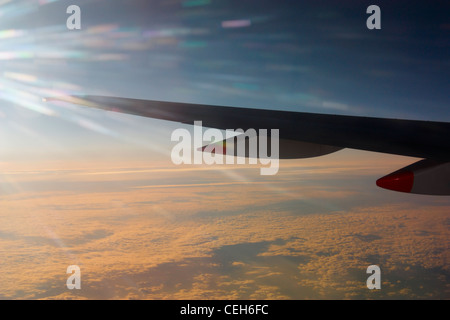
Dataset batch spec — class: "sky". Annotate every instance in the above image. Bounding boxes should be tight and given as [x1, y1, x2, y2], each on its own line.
[0, 0, 449, 299]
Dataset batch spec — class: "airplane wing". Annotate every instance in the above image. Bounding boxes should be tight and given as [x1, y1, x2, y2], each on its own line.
[45, 95, 450, 195]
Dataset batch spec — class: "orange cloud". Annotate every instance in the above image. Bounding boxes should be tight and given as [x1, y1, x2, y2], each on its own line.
[0, 152, 448, 299]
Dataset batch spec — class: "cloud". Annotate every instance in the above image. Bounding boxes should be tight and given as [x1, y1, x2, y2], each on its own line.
[0, 155, 448, 299]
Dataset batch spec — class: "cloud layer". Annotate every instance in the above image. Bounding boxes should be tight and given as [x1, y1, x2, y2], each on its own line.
[0, 154, 449, 299]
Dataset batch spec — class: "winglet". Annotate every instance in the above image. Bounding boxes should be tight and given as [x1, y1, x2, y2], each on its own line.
[376, 171, 414, 193]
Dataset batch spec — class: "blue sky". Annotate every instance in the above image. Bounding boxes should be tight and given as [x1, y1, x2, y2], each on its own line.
[1, 0, 448, 160]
